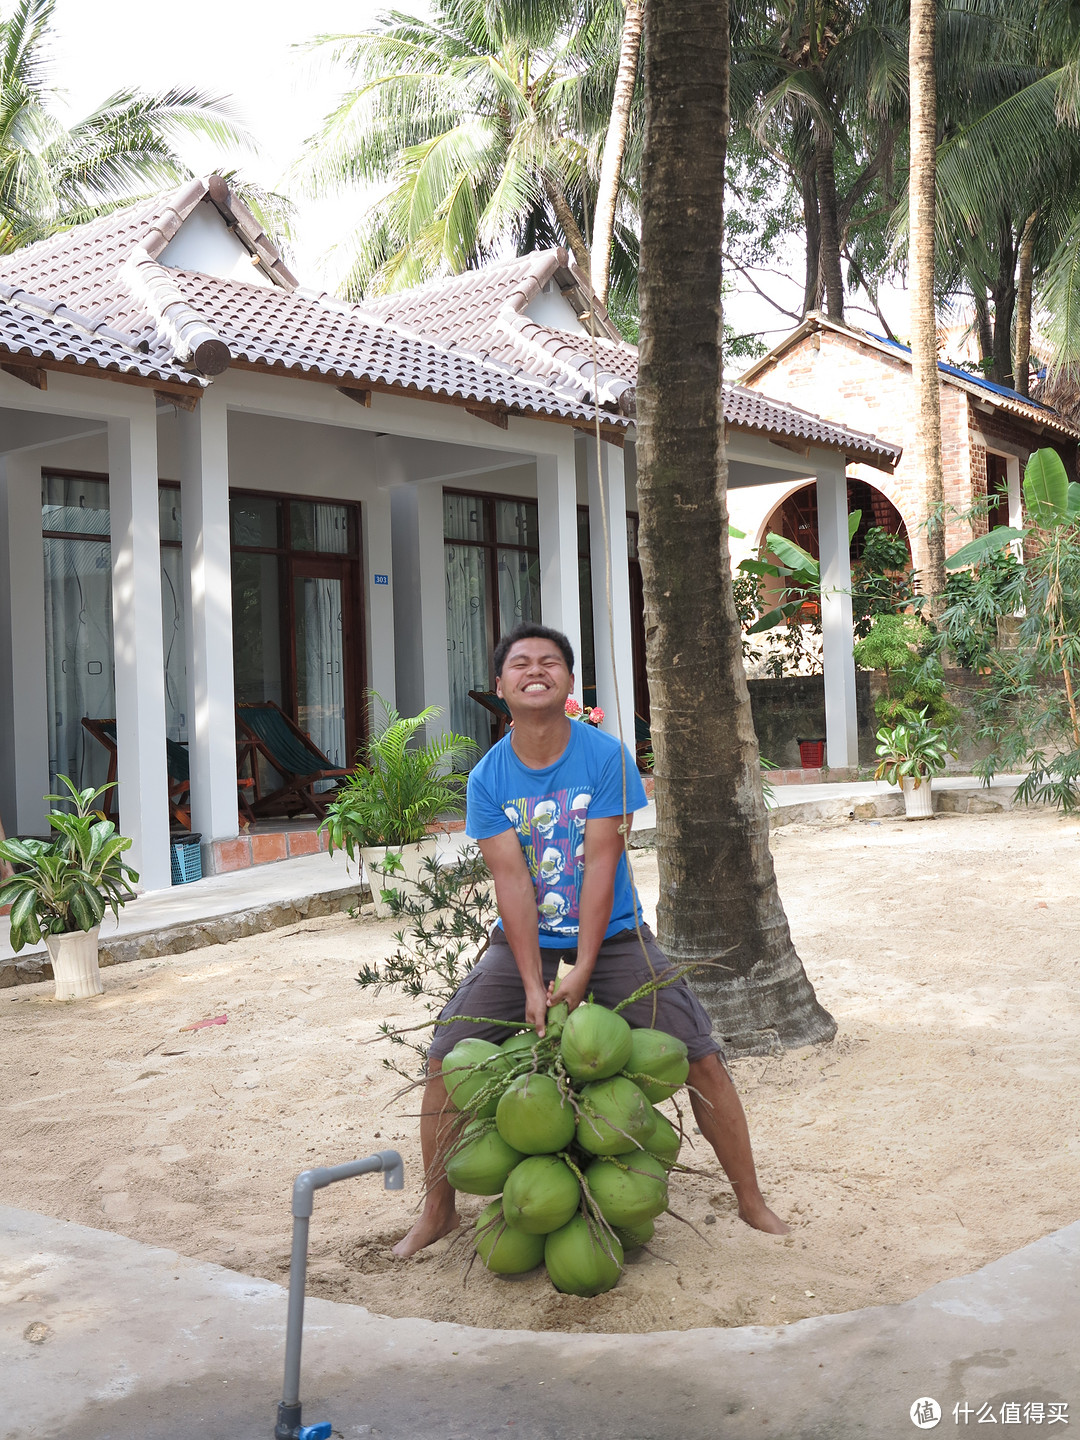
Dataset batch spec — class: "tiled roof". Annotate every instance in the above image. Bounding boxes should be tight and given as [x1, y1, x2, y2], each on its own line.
[0, 176, 901, 464]
[0, 280, 202, 389]
[739, 314, 1080, 443]
[358, 249, 637, 412]
[167, 268, 631, 422]
[723, 382, 901, 468]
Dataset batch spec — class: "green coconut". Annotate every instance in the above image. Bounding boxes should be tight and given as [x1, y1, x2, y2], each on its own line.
[502, 1155, 581, 1234]
[643, 1108, 682, 1166]
[613, 1218, 654, 1251]
[475, 1200, 545, 1275]
[575, 1076, 657, 1156]
[445, 1121, 525, 1195]
[495, 1072, 576, 1154]
[544, 1214, 624, 1296]
[442, 1037, 503, 1117]
[560, 1002, 633, 1081]
[583, 1153, 669, 1229]
[624, 1028, 690, 1102]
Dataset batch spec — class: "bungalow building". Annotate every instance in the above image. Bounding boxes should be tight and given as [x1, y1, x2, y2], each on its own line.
[0, 177, 899, 893]
[734, 314, 1080, 575]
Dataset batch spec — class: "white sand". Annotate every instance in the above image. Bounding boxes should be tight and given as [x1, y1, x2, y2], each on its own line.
[2, 808, 1079, 1334]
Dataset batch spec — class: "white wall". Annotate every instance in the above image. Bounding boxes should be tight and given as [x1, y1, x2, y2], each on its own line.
[524, 284, 590, 335]
[159, 201, 276, 288]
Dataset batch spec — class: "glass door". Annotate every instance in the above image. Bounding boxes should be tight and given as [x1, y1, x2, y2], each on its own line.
[291, 556, 353, 773]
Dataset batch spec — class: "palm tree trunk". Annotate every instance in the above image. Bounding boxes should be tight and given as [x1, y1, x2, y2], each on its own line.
[815, 131, 845, 321]
[593, 0, 643, 307]
[636, 0, 836, 1054]
[542, 176, 593, 279]
[802, 161, 822, 315]
[909, 0, 947, 605]
[974, 292, 993, 367]
[1014, 211, 1037, 398]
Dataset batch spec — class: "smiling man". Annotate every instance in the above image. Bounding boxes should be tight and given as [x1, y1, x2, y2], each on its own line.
[392, 622, 787, 1257]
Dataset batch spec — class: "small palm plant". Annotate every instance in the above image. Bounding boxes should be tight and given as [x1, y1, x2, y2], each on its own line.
[0, 776, 138, 953]
[321, 695, 476, 855]
[874, 710, 954, 790]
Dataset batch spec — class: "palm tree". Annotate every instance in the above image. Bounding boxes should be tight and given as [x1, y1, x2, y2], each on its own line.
[0, 0, 250, 254]
[591, 0, 642, 307]
[909, 0, 947, 603]
[295, 0, 641, 301]
[636, 0, 836, 1048]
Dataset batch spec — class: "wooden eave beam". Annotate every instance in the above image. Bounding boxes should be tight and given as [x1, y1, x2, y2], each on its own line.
[337, 385, 371, 407]
[0, 352, 204, 402]
[465, 404, 509, 428]
[154, 387, 200, 412]
[1, 360, 47, 389]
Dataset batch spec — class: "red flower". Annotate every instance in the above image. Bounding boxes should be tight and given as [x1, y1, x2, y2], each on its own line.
[564, 697, 583, 718]
[587, 706, 605, 725]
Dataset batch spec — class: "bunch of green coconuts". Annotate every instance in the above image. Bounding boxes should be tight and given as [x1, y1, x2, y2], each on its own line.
[440, 1000, 690, 1297]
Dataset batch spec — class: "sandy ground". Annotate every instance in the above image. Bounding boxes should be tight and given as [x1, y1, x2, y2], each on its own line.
[2, 809, 1080, 1335]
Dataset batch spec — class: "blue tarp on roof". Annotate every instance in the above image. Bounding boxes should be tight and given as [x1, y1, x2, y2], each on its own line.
[869, 333, 1054, 412]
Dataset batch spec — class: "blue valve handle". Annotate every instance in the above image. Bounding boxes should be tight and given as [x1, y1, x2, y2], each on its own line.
[297, 1425, 332, 1440]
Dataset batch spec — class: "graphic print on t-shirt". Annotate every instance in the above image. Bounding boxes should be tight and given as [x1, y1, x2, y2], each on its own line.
[503, 789, 593, 936]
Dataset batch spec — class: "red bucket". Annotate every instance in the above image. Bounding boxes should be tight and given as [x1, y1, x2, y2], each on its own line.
[797, 738, 826, 769]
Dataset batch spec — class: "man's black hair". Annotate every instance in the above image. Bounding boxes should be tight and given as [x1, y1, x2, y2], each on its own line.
[493, 623, 575, 677]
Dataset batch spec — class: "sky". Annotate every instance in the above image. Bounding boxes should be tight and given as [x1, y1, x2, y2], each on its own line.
[45, 0, 913, 363]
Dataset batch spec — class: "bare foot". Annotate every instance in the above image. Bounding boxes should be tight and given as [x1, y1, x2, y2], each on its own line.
[738, 1198, 790, 1235]
[391, 1208, 461, 1257]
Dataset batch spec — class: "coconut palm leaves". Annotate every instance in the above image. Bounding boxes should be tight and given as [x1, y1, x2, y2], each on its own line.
[0, 0, 250, 253]
[296, 0, 632, 298]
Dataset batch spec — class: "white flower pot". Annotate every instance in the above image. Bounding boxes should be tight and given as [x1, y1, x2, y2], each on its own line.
[359, 837, 439, 918]
[901, 775, 935, 820]
[45, 925, 103, 1000]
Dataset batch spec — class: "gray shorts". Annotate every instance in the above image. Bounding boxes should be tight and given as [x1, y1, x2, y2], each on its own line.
[428, 923, 723, 1065]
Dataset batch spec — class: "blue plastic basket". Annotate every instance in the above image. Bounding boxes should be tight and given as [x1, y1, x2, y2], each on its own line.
[171, 837, 203, 886]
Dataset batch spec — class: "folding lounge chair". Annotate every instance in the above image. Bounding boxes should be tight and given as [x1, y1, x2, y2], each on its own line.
[235, 701, 350, 820]
[468, 689, 513, 743]
[81, 718, 193, 829]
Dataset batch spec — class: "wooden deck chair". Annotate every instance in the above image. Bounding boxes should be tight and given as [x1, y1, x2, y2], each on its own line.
[81, 718, 192, 828]
[235, 701, 350, 820]
[468, 689, 513, 744]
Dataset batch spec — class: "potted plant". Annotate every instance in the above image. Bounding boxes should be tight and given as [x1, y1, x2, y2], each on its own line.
[873, 710, 955, 820]
[322, 696, 475, 917]
[0, 776, 138, 998]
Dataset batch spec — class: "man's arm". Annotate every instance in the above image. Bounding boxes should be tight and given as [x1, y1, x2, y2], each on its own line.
[548, 813, 627, 1013]
[476, 830, 549, 1035]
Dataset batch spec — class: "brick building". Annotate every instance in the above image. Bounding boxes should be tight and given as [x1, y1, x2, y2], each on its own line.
[737, 314, 1080, 575]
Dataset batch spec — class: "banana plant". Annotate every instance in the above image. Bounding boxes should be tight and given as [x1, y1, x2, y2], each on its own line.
[737, 511, 861, 632]
[945, 449, 1080, 572]
[0, 776, 138, 952]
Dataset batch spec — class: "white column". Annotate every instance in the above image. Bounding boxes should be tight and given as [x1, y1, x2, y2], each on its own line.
[179, 393, 238, 842]
[586, 440, 636, 749]
[109, 403, 171, 890]
[390, 483, 450, 732]
[0, 453, 50, 835]
[816, 459, 859, 769]
[363, 487, 396, 705]
[536, 439, 582, 701]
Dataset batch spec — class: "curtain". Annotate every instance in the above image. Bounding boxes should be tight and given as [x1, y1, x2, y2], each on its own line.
[294, 575, 346, 776]
[445, 541, 491, 752]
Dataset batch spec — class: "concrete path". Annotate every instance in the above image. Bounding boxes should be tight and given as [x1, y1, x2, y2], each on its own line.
[2, 1204, 1076, 1440]
[2, 776, 1026, 982]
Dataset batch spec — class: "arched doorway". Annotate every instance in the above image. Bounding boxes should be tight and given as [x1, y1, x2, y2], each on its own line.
[760, 477, 911, 563]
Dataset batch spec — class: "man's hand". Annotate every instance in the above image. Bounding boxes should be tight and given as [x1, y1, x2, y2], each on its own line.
[547, 964, 592, 1014]
[525, 986, 549, 1037]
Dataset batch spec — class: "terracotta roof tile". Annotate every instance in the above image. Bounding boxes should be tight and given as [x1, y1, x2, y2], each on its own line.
[0, 280, 201, 388]
[723, 383, 901, 468]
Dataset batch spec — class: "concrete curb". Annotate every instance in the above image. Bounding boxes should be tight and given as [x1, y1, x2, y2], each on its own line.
[0, 881, 364, 989]
[3, 1204, 1078, 1440]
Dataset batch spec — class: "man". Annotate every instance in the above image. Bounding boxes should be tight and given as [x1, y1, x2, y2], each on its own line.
[392, 623, 787, 1257]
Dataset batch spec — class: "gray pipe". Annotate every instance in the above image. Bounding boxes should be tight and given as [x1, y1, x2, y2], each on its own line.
[276, 1149, 404, 1439]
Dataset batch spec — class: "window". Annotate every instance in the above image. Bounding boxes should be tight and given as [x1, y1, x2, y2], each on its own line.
[444, 491, 540, 751]
[41, 473, 185, 795]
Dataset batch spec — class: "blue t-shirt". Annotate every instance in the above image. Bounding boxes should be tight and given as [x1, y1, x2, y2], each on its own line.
[466, 722, 649, 948]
